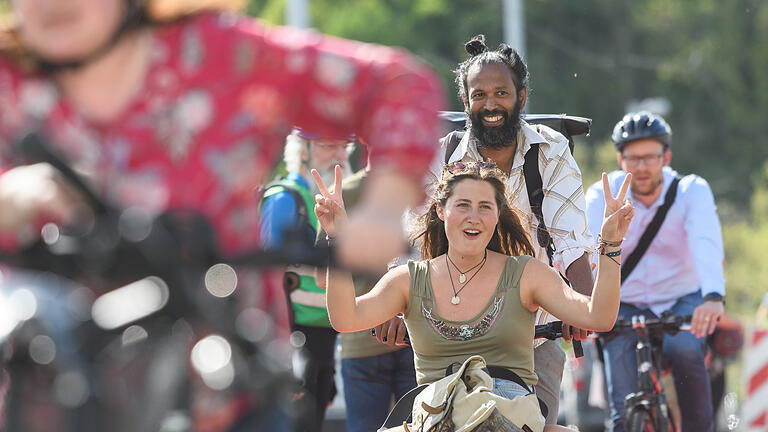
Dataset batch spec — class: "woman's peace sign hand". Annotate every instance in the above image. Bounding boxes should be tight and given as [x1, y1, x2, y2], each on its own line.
[600, 172, 634, 242]
[311, 165, 347, 238]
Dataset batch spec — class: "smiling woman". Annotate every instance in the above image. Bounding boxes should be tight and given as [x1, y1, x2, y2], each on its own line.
[315, 161, 636, 431]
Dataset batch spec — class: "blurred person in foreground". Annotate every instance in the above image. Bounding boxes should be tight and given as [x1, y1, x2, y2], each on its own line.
[0, 0, 444, 429]
[316, 164, 419, 432]
[0, 0, 443, 329]
[585, 111, 726, 432]
[259, 128, 355, 430]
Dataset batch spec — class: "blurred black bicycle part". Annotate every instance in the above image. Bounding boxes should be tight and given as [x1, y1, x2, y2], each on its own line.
[0, 131, 336, 431]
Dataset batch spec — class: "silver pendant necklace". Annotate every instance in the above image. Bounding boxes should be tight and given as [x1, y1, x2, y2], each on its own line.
[445, 250, 487, 305]
[446, 251, 485, 284]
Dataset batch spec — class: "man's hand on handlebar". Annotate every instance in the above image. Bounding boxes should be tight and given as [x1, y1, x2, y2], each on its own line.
[562, 324, 592, 342]
[691, 300, 724, 338]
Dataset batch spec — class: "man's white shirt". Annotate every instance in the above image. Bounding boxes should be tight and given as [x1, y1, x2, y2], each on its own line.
[428, 121, 594, 336]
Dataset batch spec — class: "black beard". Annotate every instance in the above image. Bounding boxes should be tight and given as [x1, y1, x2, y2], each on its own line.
[467, 99, 523, 150]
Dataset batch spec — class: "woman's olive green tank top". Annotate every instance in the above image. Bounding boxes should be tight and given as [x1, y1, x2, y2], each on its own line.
[404, 255, 537, 386]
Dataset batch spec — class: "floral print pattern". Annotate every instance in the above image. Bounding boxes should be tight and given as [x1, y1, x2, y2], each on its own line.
[0, 11, 444, 334]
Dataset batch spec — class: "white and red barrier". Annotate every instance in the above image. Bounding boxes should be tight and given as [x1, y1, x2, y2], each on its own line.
[743, 328, 768, 431]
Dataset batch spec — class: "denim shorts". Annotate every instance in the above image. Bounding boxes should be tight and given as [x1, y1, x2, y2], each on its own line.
[491, 377, 530, 400]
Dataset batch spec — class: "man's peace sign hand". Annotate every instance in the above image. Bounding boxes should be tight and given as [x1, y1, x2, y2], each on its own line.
[600, 172, 634, 242]
[311, 165, 347, 238]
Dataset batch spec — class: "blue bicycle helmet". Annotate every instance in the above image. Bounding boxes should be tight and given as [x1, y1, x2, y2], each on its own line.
[611, 111, 671, 152]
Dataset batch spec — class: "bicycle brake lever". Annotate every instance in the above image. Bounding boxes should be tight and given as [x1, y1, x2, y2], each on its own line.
[561, 322, 584, 358]
[573, 340, 584, 358]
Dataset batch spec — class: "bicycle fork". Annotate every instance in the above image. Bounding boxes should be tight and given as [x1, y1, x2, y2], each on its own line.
[624, 317, 676, 432]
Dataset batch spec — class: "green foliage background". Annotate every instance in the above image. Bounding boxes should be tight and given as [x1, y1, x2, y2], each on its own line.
[247, 0, 768, 322]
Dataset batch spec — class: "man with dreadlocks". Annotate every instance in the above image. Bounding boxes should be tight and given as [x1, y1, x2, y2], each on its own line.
[436, 34, 595, 424]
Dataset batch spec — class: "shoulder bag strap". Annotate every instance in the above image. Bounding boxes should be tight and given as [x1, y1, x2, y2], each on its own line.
[523, 143, 555, 267]
[620, 175, 682, 282]
[524, 144, 586, 357]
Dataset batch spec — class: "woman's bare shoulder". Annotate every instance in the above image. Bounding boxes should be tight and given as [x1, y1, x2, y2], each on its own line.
[386, 263, 411, 278]
[379, 262, 414, 288]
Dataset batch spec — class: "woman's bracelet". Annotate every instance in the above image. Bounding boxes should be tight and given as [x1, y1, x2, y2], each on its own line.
[597, 234, 623, 247]
[598, 248, 621, 266]
[597, 234, 623, 256]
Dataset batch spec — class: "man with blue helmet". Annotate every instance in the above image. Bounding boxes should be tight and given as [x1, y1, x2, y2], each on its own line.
[585, 111, 725, 432]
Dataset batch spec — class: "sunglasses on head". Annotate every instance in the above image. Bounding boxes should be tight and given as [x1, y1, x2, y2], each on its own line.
[442, 160, 498, 175]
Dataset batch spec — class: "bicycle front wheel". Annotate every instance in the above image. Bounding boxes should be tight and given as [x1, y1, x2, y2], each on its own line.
[626, 407, 663, 432]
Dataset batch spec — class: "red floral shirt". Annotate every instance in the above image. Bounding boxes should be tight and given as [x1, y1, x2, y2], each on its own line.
[0, 12, 444, 331]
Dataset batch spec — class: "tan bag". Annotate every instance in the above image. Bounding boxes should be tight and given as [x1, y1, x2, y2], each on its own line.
[408, 355, 545, 432]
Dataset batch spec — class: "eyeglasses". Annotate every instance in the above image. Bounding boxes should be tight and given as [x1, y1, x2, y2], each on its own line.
[442, 160, 498, 175]
[622, 153, 664, 167]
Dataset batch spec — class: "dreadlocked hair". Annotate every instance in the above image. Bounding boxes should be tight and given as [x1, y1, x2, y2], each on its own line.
[412, 162, 534, 260]
[454, 34, 529, 102]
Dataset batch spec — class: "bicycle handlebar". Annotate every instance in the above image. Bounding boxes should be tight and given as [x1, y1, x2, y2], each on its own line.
[369, 321, 582, 356]
[608, 313, 693, 335]
[535, 321, 564, 340]
[535, 321, 584, 357]
[4, 131, 336, 275]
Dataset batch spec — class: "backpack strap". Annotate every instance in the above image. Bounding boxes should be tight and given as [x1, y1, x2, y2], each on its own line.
[523, 144, 585, 358]
[378, 384, 429, 430]
[523, 143, 555, 267]
[442, 130, 465, 164]
[620, 175, 682, 282]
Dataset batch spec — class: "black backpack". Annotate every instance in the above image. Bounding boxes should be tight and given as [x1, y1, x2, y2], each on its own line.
[439, 112, 591, 266]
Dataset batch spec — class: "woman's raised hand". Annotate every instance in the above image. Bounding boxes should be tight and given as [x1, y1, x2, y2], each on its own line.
[311, 165, 347, 238]
[600, 172, 634, 242]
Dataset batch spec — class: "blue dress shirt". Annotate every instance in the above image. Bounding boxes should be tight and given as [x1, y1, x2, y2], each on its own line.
[585, 167, 726, 316]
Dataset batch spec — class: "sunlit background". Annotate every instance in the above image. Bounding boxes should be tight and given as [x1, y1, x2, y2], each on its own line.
[248, 1, 768, 430]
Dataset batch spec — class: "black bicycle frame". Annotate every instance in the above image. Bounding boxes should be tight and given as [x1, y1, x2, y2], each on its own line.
[623, 315, 676, 432]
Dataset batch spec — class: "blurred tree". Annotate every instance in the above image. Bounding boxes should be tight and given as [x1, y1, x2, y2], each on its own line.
[246, 0, 768, 326]
[247, 1, 767, 208]
[527, 0, 768, 205]
[247, 0, 503, 110]
[722, 162, 768, 317]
